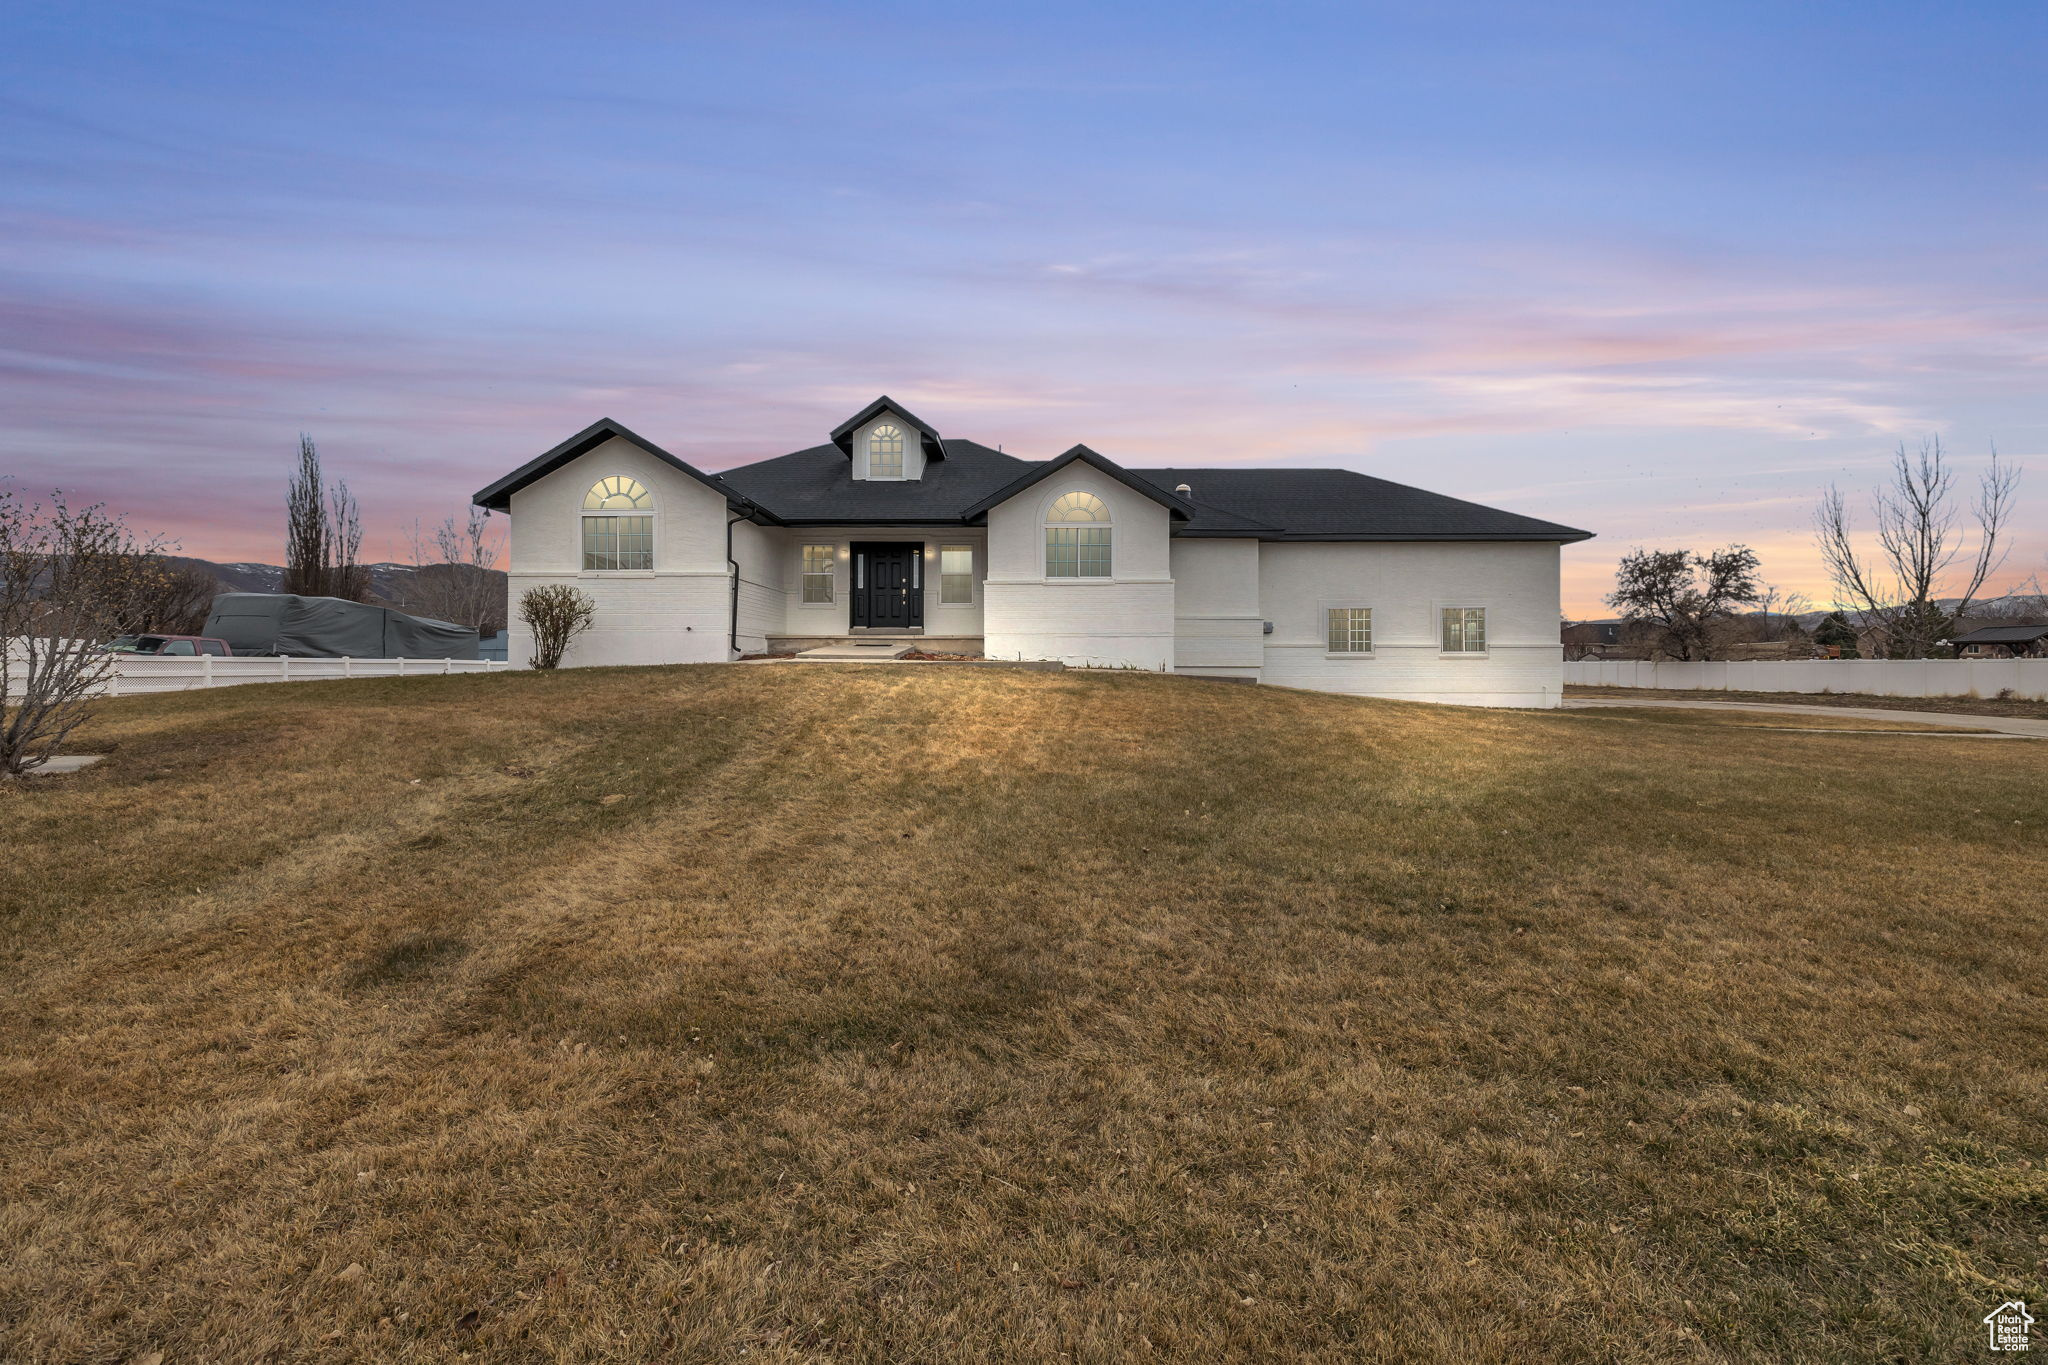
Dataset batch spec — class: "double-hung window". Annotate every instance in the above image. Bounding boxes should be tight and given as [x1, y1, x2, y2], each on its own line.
[801, 545, 835, 603]
[939, 545, 973, 603]
[1441, 606, 1487, 653]
[1327, 607, 1372, 654]
[1044, 492, 1112, 578]
[581, 477, 653, 570]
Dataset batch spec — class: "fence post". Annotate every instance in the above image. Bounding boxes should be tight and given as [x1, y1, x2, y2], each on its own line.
[202, 654, 213, 689]
[395, 658, 405, 678]
[280, 656, 290, 682]
[444, 657, 452, 675]
[343, 657, 352, 679]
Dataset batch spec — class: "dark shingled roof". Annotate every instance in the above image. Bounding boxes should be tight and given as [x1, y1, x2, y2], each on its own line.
[1127, 468, 1593, 542]
[716, 439, 1032, 523]
[479, 405, 1594, 544]
[1949, 624, 2048, 645]
[959, 444, 1195, 521]
[472, 417, 755, 515]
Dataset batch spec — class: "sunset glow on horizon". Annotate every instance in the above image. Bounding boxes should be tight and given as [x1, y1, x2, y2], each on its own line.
[4, 1, 2043, 615]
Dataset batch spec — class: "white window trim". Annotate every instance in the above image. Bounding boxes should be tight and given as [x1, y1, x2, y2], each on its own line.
[1322, 603, 1376, 659]
[1438, 603, 1490, 657]
[865, 424, 907, 481]
[1042, 488, 1114, 581]
[579, 477, 657, 573]
[799, 542, 838, 607]
[938, 543, 975, 605]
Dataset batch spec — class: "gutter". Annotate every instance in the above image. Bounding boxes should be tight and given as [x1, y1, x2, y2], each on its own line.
[725, 508, 746, 657]
[711, 475, 776, 660]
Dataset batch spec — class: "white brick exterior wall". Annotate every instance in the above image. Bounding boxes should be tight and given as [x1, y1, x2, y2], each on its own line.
[1169, 539, 1264, 679]
[504, 434, 735, 667]
[982, 464, 1175, 670]
[1257, 541, 1564, 706]
[733, 519, 784, 655]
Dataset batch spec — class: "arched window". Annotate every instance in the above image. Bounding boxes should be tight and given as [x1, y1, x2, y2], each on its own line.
[584, 476, 651, 510]
[868, 424, 904, 479]
[582, 476, 653, 570]
[1044, 490, 1111, 578]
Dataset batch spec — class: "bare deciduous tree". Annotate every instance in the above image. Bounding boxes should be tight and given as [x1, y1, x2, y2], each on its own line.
[329, 479, 369, 602]
[1604, 545, 1764, 660]
[518, 584, 594, 670]
[1751, 583, 1814, 643]
[1814, 437, 2021, 658]
[1, 489, 168, 777]
[399, 508, 506, 635]
[284, 434, 369, 601]
[116, 558, 222, 635]
[284, 435, 326, 597]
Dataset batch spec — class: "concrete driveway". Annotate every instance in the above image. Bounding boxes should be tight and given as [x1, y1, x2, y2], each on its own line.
[1560, 696, 2048, 739]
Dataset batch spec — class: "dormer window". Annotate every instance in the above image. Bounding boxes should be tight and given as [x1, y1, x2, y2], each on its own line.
[831, 398, 942, 480]
[868, 424, 904, 479]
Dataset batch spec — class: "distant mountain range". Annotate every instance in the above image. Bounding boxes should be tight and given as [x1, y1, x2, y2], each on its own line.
[168, 558, 508, 604]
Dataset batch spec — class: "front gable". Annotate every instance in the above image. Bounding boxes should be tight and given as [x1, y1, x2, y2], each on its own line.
[473, 417, 757, 516]
[960, 444, 1195, 523]
[980, 448, 1177, 584]
[497, 431, 743, 577]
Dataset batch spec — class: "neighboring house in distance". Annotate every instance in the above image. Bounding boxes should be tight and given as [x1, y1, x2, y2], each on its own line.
[474, 397, 1593, 707]
[1853, 623, 1894, 659]
[1561, 620, 1626, 660]
[1949, 624, 2048, 659]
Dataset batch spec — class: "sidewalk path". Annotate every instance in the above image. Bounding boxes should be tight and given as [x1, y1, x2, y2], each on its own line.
[1560, 697, 2048, 739]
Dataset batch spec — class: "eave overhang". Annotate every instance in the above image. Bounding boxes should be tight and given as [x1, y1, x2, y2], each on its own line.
[472, 417, 765, 519]
[960, 444, 1195, 522]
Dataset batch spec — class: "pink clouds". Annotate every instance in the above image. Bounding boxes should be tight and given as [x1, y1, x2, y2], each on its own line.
[3, 232, 2041, 618]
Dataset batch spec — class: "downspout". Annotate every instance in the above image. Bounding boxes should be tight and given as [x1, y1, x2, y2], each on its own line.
[725, 508, 746, 658]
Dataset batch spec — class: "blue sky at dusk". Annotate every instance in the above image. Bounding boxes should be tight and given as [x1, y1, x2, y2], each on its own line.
[4, 0, 2044, 613]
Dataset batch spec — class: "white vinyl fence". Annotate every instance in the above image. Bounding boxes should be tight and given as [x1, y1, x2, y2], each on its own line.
[102, 656, 514, 696]
[5, 646, 515, 699]
[1566, 657, 2048, 702]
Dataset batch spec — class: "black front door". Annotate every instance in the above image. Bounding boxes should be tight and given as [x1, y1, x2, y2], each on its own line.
[850, 542, 923, 631]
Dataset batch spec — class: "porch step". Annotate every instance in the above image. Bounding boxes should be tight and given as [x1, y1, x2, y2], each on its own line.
[793, 642, 915, 661]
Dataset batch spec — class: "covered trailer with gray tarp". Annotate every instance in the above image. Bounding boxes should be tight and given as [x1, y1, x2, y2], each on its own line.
[202, 593, 480, 660]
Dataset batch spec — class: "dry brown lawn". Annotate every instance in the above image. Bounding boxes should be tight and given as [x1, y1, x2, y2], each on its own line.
[2, 665, 2044, 1364]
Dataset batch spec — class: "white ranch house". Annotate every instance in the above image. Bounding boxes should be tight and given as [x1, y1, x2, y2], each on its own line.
[475, 398, 1592, 707]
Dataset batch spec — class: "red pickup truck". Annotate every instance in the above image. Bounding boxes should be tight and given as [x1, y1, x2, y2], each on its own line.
[104, 634, 234, 657]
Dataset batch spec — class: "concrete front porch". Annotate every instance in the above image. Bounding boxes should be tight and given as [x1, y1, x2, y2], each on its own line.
[766, 634, 984, 656]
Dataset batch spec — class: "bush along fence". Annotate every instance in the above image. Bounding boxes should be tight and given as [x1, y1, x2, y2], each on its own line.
[1566, 657, 2048, 702]
[95, 656, 513, 697]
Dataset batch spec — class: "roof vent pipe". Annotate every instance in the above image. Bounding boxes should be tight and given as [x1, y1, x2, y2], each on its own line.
[1174, 483, 1192, 496]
